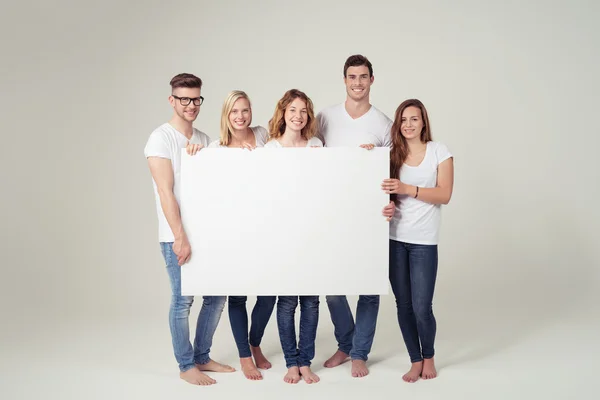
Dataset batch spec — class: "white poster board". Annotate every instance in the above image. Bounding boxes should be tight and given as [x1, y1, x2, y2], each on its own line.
[180, 147, 390, 295]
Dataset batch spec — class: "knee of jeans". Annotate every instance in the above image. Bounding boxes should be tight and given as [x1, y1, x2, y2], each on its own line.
[228, 296, 247, 306]
[413, 303, 433, 319]
[258, 296, 276, 307]
[173, 295, 194, 312]
[301, 298, 320, 309]
[203, 296, 226, 310]
[362, 295, 380, 305]
[278, 297, 298, 311]
[326, 295, 345, 304]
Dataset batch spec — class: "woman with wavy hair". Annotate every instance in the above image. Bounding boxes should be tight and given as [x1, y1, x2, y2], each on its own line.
[264, 89, 322, 149]
[264, 89, 322, 384]
[187, 90, 275, 381]
[381, 99, 454, 382]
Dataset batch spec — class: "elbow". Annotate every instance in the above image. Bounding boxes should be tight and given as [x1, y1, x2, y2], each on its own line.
[157, 186, 174, 201]
[440, 190, 453, 205]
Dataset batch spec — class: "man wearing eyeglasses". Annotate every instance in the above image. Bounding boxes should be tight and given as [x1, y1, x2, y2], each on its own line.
[144, 73, 234, 386]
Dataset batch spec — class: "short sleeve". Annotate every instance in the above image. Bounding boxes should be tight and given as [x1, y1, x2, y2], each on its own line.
[434, 142, 453, 165]
[144, 130, 171, 159]
[380, 120, 393, 147]
[315, 112, 326, 145]
[253, 126, 269, 146]
[308, 137, 323, 147]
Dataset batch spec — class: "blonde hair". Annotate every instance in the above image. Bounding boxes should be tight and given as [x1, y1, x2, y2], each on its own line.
[220, 90, 252, 146]
[268, 89, 316, 141]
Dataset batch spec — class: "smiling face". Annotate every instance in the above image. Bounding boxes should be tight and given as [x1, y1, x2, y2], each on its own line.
[400, 106, 424, 140]
[284, 97, 308, 133]
[228, 97, 252, 131]
[170, 87, 201, 122]
[344, 65, 373, 102]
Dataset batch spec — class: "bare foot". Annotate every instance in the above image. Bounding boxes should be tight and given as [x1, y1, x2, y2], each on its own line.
[299, 366, 320, 384]
[180, 368, 216, 386]
[284, 366, 301, 384]
[240, 357, 263, 380]
[422, 358, 437, 380]
[251, 345, 272, 369]
[323, 349, 349, 368]
[351, 359, 370, 378]
[403, 361, 423, 383]
[196, 359, 235, 373]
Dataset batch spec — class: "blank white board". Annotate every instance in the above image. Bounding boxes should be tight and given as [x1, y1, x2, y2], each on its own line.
[180, 147, 390, 295]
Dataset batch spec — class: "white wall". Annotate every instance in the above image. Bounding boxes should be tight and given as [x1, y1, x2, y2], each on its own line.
[1, 0, 598, 333]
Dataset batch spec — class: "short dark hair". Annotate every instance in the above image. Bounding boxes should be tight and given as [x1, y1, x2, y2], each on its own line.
[170, 73, 202, 90]
[343, 54, 373, 77]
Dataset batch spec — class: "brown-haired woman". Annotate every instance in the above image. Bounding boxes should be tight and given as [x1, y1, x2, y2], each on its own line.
[381, 99, 454, 382]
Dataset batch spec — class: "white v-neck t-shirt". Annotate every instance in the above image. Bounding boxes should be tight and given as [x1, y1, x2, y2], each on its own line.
[316, 103, 392, 147]
[390, 141, 453, 245]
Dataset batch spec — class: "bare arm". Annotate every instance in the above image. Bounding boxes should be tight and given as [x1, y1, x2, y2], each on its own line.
[408, 158, 454, 205]
[382, 158, 454, 205]
[147, 156, 190, 264]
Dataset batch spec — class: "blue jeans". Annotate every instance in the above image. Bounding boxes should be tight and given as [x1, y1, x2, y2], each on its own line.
[389, 240, 438, 363]
[326, 294, 380, 361]
[160, 242, 227, 372]
[228, 296, 276, 358]
[276, 296, 320, 368]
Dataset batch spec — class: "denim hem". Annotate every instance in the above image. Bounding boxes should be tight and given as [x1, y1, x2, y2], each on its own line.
[180, 364, 196, 372]
[194, 357, 210, 365]
[338, 347, 352, 356]
[350, 355, 368, 362]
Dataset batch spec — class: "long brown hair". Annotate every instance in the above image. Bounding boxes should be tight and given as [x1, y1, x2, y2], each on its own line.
[390, 99, 433, 179]
[268, 89, 316, 140]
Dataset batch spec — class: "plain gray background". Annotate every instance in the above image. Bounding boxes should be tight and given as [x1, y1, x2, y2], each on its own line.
[1, 0, 598, 399]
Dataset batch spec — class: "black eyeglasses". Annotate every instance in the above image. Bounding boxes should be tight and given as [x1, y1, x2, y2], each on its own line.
[172, 95, 204, 106]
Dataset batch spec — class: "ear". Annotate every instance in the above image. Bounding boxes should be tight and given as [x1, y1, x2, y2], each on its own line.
[370, 75, 375, 84]
[168, 95, 175, 107]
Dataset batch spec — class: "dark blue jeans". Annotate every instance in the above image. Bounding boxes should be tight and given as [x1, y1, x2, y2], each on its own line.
[326, 295, 380, 361]
[389, 239, 438, 363]
[276, 296, 320, 368]
[228, 296, 276, 358]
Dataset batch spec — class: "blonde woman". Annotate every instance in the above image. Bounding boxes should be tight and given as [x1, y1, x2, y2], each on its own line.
[187, 90, 275, 381]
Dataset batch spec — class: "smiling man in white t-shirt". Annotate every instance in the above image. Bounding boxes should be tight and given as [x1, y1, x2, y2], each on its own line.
[316, 55, 392, 378]
[144, 73, 234, 386]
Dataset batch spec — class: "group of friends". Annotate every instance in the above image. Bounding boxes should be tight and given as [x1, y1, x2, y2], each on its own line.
[144, 54, 455, 386]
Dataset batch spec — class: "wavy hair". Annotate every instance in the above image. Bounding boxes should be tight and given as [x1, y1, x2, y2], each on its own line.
[268, 89, 316, 140]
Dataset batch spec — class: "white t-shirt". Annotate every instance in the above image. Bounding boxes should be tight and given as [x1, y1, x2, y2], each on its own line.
[316, 103, 392, 147]
[390, 141, 453, 245]
[263, 137, 323, 148]
[208, 126, 268, 148]
[144, 122, 211, 242]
